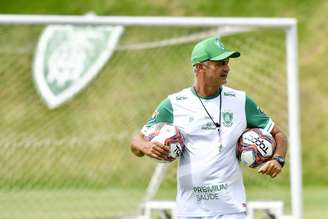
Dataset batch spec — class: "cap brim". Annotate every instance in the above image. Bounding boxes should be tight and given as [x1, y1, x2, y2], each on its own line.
[210, 51, 240, 61]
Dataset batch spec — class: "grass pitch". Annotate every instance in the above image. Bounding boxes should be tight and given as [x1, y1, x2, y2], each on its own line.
[0, 186, 326, 219]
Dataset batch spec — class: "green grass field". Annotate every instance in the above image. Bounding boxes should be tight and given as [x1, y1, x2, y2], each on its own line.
[0, 186, 326, 219]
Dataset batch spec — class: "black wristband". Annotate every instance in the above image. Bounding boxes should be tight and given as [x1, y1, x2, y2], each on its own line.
[273, 156, 285, 167]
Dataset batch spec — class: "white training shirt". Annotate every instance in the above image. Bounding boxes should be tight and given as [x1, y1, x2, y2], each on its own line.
[141, 86, 274, 217]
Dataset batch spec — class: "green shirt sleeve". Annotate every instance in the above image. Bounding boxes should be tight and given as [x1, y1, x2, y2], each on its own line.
[144, 97, 173, 128]
[245, 95, 274, 132]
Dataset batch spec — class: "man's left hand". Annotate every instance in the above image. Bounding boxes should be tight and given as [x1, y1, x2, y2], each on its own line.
[258, 159, 282, 178]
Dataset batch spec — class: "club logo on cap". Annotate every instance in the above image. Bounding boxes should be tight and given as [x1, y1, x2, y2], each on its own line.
[215, 38, 225, 50]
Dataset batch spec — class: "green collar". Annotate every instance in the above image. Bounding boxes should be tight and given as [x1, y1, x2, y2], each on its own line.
[191, 86, 222, 99]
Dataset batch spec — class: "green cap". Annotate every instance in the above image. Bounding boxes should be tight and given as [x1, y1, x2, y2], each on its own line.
[191, 37, 240, 66]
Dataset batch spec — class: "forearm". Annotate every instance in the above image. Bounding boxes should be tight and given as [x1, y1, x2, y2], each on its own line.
[130, 133, 148, 157]
[271, 125, 288, 158]
[258, 125, 288, 177]
[130, 132, 171, 161]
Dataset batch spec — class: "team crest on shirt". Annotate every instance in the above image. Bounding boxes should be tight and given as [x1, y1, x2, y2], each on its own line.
[222, 110, 233, 127]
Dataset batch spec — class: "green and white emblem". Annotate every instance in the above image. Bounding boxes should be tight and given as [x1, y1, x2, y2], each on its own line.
[215, 38, 225, 50]
[33, 25, 124, 109]
[222, 110, 233, 127]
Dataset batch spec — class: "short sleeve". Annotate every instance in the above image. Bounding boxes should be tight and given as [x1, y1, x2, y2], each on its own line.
[141, 97, 173, 135]
[245, 95, 274, 132]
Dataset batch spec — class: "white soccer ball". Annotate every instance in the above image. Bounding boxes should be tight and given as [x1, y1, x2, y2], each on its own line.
[144, 123, 184, 162]
[237, 128, 276, 168]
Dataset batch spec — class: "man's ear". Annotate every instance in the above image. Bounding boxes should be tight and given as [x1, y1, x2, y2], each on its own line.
[195, 63, 204, 71]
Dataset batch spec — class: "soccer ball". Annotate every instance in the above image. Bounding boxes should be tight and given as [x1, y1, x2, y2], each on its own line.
[236, 128, 276, 168]
[144, 123, 184, 162]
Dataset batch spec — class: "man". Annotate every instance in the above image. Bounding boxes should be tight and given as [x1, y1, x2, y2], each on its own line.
[130, 36, 288, 219]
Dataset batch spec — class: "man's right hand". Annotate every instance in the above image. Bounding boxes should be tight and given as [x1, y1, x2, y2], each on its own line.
[143, 141, 172, 161]
[130, 133, 172, 161]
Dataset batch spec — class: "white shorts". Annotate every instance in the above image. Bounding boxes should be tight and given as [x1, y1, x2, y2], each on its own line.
[175, 212, 246, 219]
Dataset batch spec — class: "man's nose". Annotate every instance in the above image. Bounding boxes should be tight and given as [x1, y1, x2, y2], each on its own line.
[224, 64, 230, 72]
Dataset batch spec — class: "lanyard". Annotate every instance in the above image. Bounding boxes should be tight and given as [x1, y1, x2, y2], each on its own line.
[193, 87, 223, 151]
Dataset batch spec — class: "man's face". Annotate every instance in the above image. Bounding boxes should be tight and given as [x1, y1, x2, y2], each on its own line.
[200, 59, 230, 85]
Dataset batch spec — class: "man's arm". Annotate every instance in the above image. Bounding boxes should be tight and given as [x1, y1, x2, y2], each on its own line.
[258, 125, 288, 178]
[271, 125, 288, 158]
[130, 97, 174, 161]
[130, 132, 171, 161]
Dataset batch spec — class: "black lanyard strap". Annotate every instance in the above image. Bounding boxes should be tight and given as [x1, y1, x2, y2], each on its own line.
[193, 86, 222, 133]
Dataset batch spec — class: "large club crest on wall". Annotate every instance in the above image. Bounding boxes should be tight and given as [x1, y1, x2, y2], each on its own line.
[33, 25, 124, 109]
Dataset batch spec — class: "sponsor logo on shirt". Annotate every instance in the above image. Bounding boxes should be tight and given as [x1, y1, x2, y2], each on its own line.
[223, 91, 236, 97]
[257, 105, 264, 113]
[201, 121, 217, 130]
[176, 95, 188, 100]
[151, 111, 159, 119]
[193, 183, 228, 201]
[148, 110, 159, 123]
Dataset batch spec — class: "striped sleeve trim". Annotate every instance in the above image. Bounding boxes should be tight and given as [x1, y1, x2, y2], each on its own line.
[264, 118, 274, 133]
